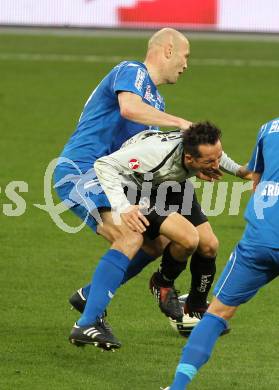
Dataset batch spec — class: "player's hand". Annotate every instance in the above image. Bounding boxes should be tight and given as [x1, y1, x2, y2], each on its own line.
[236, 165, 252, 180]
[178, 119, 193, 131]
[196, 168, 223, 181]
[120, 205, 150, 233]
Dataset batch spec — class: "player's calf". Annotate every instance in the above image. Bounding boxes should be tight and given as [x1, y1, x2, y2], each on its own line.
[186, 252, 216, 318]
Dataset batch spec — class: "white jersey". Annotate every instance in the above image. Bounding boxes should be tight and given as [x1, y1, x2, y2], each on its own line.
[94, 130, 241, 212]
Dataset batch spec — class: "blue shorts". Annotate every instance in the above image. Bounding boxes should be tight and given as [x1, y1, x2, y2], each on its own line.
[213, 240, 279, 306]
[54, 165, 111, 232]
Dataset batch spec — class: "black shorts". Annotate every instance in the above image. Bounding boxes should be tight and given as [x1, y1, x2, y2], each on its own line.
[124, 181, 208, 240]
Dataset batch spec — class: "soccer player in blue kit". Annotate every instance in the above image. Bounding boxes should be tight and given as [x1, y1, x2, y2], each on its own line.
[163, 117, 279, 389]
[55, 28, 195, 350]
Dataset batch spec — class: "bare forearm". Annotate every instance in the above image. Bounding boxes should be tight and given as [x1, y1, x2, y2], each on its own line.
[123, 101, 189, 128]
[236, 165, 253, 180]
[118, 92, 191, 130]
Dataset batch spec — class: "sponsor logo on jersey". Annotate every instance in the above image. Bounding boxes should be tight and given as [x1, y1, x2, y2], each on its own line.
[269, 120, 279, 133]
[144, 84, 155, 102]
[155, 91, 165, 110]
[135, 68, 146, 91]
[156, 91, 163, 103]
[261, 182, 279, 196]
[128, 158, 140, 170]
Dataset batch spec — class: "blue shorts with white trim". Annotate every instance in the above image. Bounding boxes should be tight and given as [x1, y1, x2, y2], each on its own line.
[213, 240, 279, 306]
[54, 165, 111, 232]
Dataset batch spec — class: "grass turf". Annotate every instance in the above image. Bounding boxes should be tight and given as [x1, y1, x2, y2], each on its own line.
[0, 31, 279, 390]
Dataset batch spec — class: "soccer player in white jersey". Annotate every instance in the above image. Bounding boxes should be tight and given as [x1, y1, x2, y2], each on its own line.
[68, 122, 249, 349]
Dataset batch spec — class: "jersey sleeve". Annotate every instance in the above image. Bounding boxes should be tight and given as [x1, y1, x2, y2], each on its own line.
[247, 123, 268, 173]
[220, 151, 241, 175]
[247, 136, 264, 173]
[113, 63, 147, 98]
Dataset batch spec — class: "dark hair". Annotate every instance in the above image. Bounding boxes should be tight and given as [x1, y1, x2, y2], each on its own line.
[182, 121, 222, 158]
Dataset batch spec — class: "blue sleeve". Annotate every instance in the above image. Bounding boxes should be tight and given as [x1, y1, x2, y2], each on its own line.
[113, 63, 147, 98]
[248, 131, 264, 173]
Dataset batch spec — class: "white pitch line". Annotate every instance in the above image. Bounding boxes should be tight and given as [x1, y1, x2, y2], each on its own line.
[191, 58, 279, 67]
[0, 52, 123, 63]
[0, 52, 279, 68]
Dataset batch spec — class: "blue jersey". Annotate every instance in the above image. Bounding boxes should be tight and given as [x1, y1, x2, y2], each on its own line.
[242, 117, 279, 247]
[59, 61, 165, 172]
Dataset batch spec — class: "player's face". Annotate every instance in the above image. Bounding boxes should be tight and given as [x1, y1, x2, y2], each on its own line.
[184, 141, 223, 171]
[166, 39, 190, 84]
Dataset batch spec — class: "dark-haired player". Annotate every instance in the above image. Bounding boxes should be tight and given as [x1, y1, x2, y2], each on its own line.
[70, 122, 249, 349]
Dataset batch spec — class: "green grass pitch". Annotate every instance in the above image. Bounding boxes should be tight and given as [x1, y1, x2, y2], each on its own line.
[0, 31, 279, 390]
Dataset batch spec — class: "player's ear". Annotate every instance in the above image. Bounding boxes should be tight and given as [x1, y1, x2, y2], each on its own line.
[184, 153, 193, 165]
[164, 43, 173, 59]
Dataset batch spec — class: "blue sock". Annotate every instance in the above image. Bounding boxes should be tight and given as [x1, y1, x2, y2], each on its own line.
[77, 249, 130, 327]
[122, 249, 156, 284]
[170, 313, 228, 389]
[80, 249, 156, 299]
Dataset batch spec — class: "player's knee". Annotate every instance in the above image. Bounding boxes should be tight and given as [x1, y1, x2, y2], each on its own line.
[98, 223, 143, 249]
[113, 228, 143, 251]
[207, 298, 237, 320]
[125, 231, 144, 250]
[214, 304, 235, 320]
[199, 235, 219, 258]
[178, 230, 199, 254]
[222, 311, 234, 321]
[208, 306, 235, 321]
[111, 229, 143, 257]
[98, 223, 122, 243]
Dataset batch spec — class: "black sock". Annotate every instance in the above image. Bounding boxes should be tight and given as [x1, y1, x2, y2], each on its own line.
[188, 252, 216, 307]
[156, 243, 187, 287]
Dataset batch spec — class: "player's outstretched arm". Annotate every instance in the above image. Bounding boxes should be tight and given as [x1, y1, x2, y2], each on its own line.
[220, 151, 251, 179]
[236, 165, 253, 180]
[118, 92, 192, 130]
